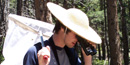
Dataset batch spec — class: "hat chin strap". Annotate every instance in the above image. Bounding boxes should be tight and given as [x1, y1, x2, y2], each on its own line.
[63, 27, 68, 43]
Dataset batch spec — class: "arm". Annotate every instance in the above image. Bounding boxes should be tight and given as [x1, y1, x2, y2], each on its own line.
[23, 46, 38, 65]
[82, 48, 92, 65]
[23, 44, 50, 65]
[37, 46, 50, 65]
[82, 42, 96, 65]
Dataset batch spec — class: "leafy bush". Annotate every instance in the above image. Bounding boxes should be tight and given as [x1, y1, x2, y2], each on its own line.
[92, 59, 108, 65]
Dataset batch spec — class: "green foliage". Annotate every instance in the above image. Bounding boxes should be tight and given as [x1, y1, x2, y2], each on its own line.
[75, 0, 104, 34]
[92, 59, 108, 65]
[9, 0, 17, 13]
[0, 53, 4, 63]
[0, 37, 5, 63]
[87, 11, 104, 23]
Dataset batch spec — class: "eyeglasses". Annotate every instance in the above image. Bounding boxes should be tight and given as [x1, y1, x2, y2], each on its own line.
[76, 35, 97, 56]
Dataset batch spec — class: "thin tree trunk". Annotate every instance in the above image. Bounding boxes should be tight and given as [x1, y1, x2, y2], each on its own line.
[0, 0, 8, 37]
[55, 0, 59, 4]
[104, 0, 110, 61]
[100, 0, 103, 10]
[23, 0, 27, 16]
[107, 0, 122, 65]
[34, 0, 41, 20]
[119, 0, 129, 65]
[63, 0, 68, 9]
[17, 0, 22, 15]
[72, 0, 76, 8]
[129, 0, 130, 15]
[34, 0, 52, 23]
[97, 44, 102, 60]
[101, 38, 106, 60]
[0, 0, 8, 63]
[100, 0, 106, 60]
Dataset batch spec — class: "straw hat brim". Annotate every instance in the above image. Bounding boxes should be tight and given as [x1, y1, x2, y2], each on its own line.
[47, 2, 102, 44]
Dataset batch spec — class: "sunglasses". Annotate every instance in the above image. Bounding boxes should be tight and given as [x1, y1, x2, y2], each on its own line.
[76, 35, 97, 56]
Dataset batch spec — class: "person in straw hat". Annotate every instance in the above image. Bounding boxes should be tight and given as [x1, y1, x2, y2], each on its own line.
[23, 2, 101, 65]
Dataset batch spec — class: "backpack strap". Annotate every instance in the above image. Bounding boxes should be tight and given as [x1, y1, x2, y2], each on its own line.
[64, 46, 81, 65]
[44, 40, 50, 47]
[44, 38, 60, 65]
[64, 46, 76, 65]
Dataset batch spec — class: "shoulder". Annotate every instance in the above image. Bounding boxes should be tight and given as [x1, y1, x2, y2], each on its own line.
[26, 41, 50, 54]
[28, 42, 42, 54]
[23, 43, 42, 65]
[24, 43, 42, 60]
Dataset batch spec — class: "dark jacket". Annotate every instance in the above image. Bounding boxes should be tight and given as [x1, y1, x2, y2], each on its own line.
[23, 36, 81, 65]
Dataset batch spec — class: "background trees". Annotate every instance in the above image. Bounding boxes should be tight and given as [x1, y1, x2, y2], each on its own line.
[0, 0, 130, 65]
[107, 0, 122, 65]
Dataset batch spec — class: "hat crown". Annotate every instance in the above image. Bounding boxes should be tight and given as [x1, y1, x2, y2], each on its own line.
[47, 2, 102, 44]
[67, 8, 89, 29]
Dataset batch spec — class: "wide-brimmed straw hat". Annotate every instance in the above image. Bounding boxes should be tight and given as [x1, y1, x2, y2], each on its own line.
[47, 2, 102, 44]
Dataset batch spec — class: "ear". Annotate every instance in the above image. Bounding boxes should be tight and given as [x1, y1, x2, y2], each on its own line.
[60, 27, 65, 32]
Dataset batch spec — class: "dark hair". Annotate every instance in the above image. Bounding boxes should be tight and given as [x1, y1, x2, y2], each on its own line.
[53, 20, 71, 34]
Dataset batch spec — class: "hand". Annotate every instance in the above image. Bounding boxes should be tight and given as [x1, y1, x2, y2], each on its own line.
[81, 48, 92, 65]
[37, 46, 50, 65]
[81, 41, 96, 65]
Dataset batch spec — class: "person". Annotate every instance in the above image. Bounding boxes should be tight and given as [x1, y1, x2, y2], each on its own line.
[23, 2, 102, 65]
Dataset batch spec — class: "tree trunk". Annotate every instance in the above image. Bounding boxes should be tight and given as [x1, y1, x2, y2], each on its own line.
[34, 0, 52, 23]
[97, 44, 101, 60]
[0, 0, 8, 63]
[17, 0, 22, 15]
[119, 0, 129, 65]
[107, 0, 122, 65]
[101, 38, 106, 60]
[100, 0, 103, 10]
[100, 0, 106, 60]
[0, 0, 8, 37]
[63, 0, 68, 9]
[34, 0, 41, 20]
[104, 0, 110, 61]
[129, 0, 130, 15]
[72, 0, 76, 8]
[55, 0, 59, 4]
